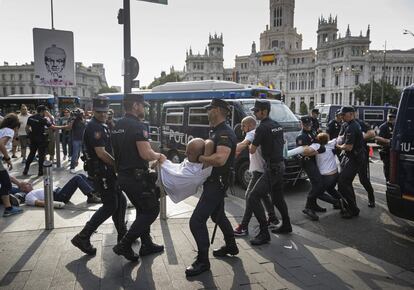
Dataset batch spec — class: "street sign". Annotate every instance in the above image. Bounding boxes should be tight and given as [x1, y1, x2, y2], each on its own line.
[138, 0, 168, 4]
[124, 56, 139, 79]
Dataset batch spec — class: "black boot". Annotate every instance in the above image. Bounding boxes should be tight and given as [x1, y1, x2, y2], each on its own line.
[309, 199, 327, 213]
[113, 236, 139, 262]
[185, 252, 210, 277]
[212, 237, 239, 257]
[250, 229, 270, 246]
[139, 234, 164, 256]
[302, 208, 319, 221]
[271, 218, 292, 234]
[71, 223, 96, 255]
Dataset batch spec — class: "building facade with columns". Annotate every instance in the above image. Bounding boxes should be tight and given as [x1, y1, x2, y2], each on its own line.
[183, 0, 414, 113]
[0, 61, 109, 107]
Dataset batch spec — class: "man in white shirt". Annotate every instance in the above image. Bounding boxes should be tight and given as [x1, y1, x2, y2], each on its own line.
[17, 105, 31, 163]
[233, 116, 278, 236]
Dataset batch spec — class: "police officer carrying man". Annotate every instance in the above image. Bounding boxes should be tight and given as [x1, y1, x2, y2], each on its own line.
[310, 108, 321, 134]
[71, 96, 127, 255]
[185, 98, 238, 277]
[23, 105, 64, 176]
[111, 94, 165, 262]
[248, 100, 292, 245]
[336, 106, 365, 219]
[376, 111, 396, 181]
[297, 116, 326, 221]
[326, 109, 342, 140]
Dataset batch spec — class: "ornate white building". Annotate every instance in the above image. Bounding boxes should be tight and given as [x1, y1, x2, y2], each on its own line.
[184, 0, 414, 113]
[0, 61, 109, 107]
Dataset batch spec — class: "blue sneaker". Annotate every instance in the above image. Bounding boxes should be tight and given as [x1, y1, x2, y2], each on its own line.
[3, 206, 23, 217]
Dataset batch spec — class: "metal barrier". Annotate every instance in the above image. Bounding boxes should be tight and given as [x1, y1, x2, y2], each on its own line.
[43, 160, 54, 230]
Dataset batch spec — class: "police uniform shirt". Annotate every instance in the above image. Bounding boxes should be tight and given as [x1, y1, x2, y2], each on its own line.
[342, 119, 364, 158]
[296, 128, 316, 161]
[27, 114, 51, 142]
[311, 117, 320, 133]
[378, 121, 394, 152]
[84, 117, 113, 167]
[209, 121, 237, 177]
[253, 117, 284, 164]
[111, 113, 149, 172]
[326, 119, 341, 139]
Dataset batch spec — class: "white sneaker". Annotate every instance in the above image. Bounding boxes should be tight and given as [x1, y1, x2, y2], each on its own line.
[53, 201, 65, 209]
[70, 169, 76, 174]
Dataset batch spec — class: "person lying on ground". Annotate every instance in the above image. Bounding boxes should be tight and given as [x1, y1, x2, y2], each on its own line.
[11, 173, 101, 208]
[155, 138, 214, 203]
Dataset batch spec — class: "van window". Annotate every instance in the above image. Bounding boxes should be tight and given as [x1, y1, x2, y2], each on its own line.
[363, 110, 384, 122]
[165, 108, 184, 125]
[188, 107, 209, 127]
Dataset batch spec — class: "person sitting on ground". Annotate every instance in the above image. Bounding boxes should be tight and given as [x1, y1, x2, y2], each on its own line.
[233, 116, 279, 237]
[157, 138, 214, 203]
[11, 173, 101, 208]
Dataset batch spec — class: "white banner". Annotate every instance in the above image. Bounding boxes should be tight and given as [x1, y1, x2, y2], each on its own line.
[33, 28, 75, 87]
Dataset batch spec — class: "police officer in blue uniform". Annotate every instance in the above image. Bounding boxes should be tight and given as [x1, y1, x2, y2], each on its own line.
[376, 111, 396, 181]
[326, 109, 342, 140]
[336, 106, 365, 218]
[185, 98, 239, 277]
[296, 116, 326, 221]
[71, 97, 127, 255]
[310, 108, 321, 134]
[248, 100, 292, 246]
[111, 94, 165, 262]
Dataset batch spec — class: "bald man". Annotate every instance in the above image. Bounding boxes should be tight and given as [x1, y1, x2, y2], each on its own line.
[159, 138, 214, 203]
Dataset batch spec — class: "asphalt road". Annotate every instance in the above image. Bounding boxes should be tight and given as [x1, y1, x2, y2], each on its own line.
[231, 156, 414, 272]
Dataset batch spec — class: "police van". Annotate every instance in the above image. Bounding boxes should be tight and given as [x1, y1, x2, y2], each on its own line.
[315, 104, 397, 130]
[386, 85, 414, 221]
[161, 99, 305, 189]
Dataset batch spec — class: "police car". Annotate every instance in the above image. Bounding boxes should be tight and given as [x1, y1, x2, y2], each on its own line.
[386, 85, 414, 221]
[160, 99, 305, 189]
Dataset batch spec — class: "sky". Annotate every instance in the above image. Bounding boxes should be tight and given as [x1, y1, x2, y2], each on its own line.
[1, 0, 413, 89]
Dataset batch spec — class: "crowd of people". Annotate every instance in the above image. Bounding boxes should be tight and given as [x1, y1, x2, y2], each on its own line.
[0, 96, 395, 278]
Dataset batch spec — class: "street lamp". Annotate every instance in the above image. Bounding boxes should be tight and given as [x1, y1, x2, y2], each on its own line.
[403, 29, 414, 37]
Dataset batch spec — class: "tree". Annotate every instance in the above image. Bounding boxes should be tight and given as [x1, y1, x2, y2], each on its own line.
[148, 71, 182, 89]
[97, 86, 119, 94]
[290, 102, 296, 113]
[299, 102, 308, 115]
[354, 80, 401, 106]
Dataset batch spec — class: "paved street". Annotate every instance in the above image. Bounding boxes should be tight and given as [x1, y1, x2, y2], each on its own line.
[0, 153, 414, 289]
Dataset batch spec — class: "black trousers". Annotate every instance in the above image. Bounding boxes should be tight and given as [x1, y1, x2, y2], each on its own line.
[247, 162, 290, 230]
[380, 151, 390, 182]
[87, 175, 127, 235]
[241, 171, 277, 227]
[338, 155, 361, 213]
[189, 179, 234, 255]
[118, 174, 159, 242]
[357, 150, 375, 202]
[302, 159, 324, 205]
[318, 173, 341, 205]
[24, 139, 47, 174]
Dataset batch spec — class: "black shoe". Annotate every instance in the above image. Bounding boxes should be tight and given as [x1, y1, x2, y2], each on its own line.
[139, 242, 164, 256]
[9, 194, 20, 207]
[341, 211, 354, 219]
[185, 259, 210, 277]
[212, 242, 239, 257]
[368, 201, 375, 208]
[113, 242, 139, 262]
[303, 208, 319, 221]
[250, 230, 270, 246]
[87, 194, 102, 204]
[71, 234, 96, 255]
[271, 224, 292, 234]
[311, 204, 327, 213]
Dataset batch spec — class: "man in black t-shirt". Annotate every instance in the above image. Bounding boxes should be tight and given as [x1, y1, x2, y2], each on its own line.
[326, 110, 342, 139]
[376, 112, 396, 181]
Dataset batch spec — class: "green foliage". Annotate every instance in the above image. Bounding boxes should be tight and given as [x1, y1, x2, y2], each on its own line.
[97, 86, 119, 94]
[290, 102, 296, 113]
[148, 72, 182, 89]
[354, 80, 401, 106]
[299, 102, 308, 115]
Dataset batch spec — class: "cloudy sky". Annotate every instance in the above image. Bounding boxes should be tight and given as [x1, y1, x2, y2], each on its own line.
[1, 0, 413, 88]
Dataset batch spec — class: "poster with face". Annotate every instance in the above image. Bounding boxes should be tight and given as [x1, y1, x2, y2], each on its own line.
[33, 28, 75, 87]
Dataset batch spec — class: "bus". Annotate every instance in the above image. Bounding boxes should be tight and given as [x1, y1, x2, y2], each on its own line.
[0, 94, 80, 115]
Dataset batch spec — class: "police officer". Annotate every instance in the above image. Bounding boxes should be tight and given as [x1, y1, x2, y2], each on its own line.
[111, 94, 165, 262]
[354, 110, 376, 208]
[326, 109, 342, 140]
[297, 116, 326, 221]
[185, 98, 238, 277]
[247, 100, 292, 246]
[310, 108, 321, 134]
[336, 106, 364, 219]
[376, 111, 396, 181]
[71, 97, 127, 255]
[23, 105, 61, 176]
